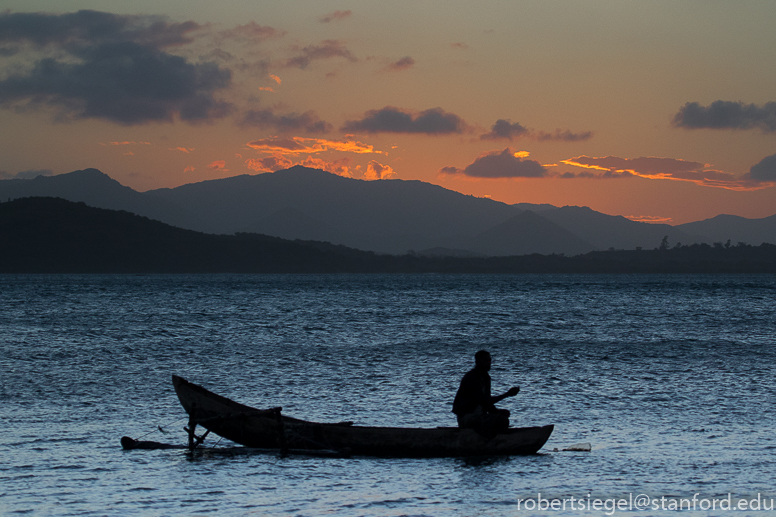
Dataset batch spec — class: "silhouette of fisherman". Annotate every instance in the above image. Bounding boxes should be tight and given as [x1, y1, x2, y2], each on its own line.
[452, 350, 520, 437]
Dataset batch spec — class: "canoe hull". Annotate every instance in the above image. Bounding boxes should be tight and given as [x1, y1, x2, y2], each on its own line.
[172, 375, 553, 457]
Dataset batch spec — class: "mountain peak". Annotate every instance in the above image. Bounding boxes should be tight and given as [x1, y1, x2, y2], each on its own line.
[276, 165, 340, 177]
[39, 168, 120, 185]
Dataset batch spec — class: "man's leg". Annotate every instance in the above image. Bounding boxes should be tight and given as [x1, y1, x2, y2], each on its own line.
[458, 407, 510, 437]
[483, 409, 510, 434]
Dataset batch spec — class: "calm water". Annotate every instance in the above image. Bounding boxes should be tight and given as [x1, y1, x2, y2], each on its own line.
[2, 274, 775, 516]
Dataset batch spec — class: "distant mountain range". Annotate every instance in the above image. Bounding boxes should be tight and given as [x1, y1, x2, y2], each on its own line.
[2, 166, 775, 256]
[3, 197, 776, 273]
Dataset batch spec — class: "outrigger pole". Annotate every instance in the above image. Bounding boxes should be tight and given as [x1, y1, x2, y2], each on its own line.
[184, 403, 210, 451]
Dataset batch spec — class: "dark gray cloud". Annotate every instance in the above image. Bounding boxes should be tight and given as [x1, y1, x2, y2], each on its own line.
[342, 106, 469, 134]
[480, 119, 529, 141]
[240, 108, 332, 134]
[283, 40, 356, 69]
[747, 153, 776, 182]
[439, 148, 547, 178]
[481, 119, 593, 142]
[0, 11, 233, 125]
[673, 100, 776, 133]
[0, 10, 200, 49]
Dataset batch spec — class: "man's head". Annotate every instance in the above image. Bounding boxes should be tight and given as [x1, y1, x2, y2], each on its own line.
[474, 350, 492, 371]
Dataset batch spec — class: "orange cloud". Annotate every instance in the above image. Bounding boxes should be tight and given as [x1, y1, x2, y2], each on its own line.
[246, 136, 381, 155]
[245, 154, 358, 177]
[258, 87, 275, 92]
[270, 74, 282, 84]
[624, 215, 674, 223]
[183, 165, 195, 173]
[245, 155, 294, 172]
[365, 160, 396, 180]
[559, 158, 612, 172]
[103, 141, 151, 146]
[561, 155, 773, 191]
[207, 160, 229, 171]
[301, 157, 356, 177]
[170, 147, 193, 153]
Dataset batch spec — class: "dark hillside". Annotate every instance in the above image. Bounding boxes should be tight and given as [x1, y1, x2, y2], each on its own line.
[0, 197, 386, 273]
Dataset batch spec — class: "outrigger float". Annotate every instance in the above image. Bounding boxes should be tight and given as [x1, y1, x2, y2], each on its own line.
[121, 375, 554, 458]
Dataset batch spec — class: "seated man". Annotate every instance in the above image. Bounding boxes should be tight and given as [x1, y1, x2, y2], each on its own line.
[452, 350, 520, 436]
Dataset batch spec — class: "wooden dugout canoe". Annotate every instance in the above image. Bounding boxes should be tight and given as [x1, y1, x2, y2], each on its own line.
[172, 375, 553, 457]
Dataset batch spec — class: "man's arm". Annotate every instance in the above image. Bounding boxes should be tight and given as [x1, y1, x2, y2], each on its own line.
[490, 386, 520, 405]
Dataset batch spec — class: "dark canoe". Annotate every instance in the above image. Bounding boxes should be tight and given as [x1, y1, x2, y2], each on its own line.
[172, 375, 553, 458]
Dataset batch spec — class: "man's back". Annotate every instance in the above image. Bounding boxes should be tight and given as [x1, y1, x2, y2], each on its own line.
[452, 367, 491, 415]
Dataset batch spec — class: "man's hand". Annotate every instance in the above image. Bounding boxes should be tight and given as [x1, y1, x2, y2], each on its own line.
[506, 386, 520, 397]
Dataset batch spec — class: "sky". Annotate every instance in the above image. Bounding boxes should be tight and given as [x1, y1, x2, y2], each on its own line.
[0, 0, 775, 225]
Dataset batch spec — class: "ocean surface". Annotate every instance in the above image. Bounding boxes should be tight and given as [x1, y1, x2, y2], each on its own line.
[2, 274, 775, 516]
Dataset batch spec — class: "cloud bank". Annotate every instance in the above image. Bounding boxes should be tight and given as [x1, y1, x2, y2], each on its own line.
[0, 10, 233, 125]
[0, 10, 201, 49]
[562, 155, 775, 191]
[673, 101, 776, 133]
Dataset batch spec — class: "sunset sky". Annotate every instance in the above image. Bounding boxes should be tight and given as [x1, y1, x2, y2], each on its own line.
[1, 0, 775, 224]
